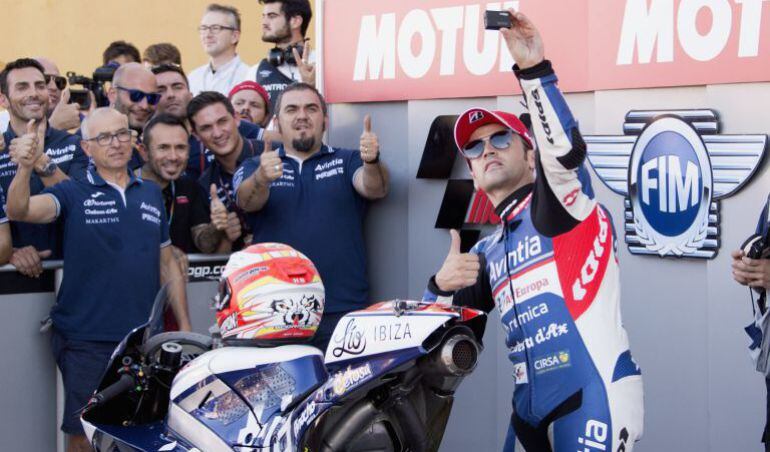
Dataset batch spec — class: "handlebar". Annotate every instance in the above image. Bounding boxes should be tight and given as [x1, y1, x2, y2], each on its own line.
[86, 373, 136, 409]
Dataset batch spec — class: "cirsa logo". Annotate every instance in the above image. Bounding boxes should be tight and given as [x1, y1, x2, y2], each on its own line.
[586, 110, 766, 259]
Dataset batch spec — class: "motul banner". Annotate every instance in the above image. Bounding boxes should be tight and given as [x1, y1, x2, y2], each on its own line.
[322, 0, 770, 103]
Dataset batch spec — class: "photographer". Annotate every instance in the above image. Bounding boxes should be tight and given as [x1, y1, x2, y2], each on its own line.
[242, 0, 315, 110]
[733, 194, 770, 450]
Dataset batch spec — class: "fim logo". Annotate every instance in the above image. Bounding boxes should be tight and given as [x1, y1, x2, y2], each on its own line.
[585, 110, 766, 259]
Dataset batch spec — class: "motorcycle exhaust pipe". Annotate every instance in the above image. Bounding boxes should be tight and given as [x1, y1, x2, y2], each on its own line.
[321, 399, 379, 452]
[429, 332, 480, 377]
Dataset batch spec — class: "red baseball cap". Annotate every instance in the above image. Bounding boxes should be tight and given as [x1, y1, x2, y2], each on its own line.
[454, 108, 532, 152]
[228, 81, 270, 111]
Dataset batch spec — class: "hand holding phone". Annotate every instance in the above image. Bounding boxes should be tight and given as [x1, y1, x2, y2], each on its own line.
[484, 10, 512, 30]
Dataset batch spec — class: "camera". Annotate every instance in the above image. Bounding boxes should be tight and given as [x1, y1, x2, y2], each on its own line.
[66, 62, 120, 109]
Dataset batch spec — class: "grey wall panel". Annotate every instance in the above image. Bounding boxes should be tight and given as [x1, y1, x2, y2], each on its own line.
[327, 102, 411, 304]
[0, 293, 57, 451]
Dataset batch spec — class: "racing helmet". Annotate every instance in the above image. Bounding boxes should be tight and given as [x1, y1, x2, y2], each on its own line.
[214, 243, 325, 346]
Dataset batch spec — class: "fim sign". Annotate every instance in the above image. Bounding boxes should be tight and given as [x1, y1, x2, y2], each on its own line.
[586, 110, 766, 259]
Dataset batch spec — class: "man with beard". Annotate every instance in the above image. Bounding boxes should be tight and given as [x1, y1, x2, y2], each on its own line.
[243, 0, 315, 110]
[228, 80, 271, 127]
[6, 107, 190, 452]
[0, 58, 88, 277]
[189, 4, 250, 96]
[188, 92, 265, 252]
[234, 83, 389, 350]
[138, 113, 224, 256]
[152, 65, 275, 180]
[108, 62, 161, 170]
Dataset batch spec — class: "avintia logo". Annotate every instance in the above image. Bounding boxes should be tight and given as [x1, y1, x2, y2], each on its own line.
[586, 110, 766, 259]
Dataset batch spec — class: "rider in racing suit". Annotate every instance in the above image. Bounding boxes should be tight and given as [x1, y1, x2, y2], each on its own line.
[422, 11, 644, 451]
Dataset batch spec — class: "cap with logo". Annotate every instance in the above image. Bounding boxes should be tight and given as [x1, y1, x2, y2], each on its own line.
[454, 108, 533, 151]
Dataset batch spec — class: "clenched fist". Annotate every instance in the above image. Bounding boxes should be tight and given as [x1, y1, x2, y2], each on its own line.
[435, 229, 481, 292]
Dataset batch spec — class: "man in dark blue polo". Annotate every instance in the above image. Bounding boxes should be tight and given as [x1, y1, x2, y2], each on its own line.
[152, 64, 278, 180]
[5, 107, 191, 452]
[188, 91, 266, 252]
[234, 83, 389, 350]
[0, 58, 88, 277]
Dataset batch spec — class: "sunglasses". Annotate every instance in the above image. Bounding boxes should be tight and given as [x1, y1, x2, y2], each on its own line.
[115, 86, 161, 106]
[44, 74, 67, 90]
[461, 129, 515, 159]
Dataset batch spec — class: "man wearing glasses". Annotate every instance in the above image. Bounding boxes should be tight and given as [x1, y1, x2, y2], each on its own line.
[0, 58, 88, 277]
[422, 12, 643, 451]
[6, 107, 191, 452]
[107, 62, 161, 170]
[189, 3, 250, 96]
[36, 57, 83, 132]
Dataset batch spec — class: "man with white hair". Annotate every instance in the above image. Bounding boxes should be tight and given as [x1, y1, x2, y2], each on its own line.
[6, 107, 190, 452]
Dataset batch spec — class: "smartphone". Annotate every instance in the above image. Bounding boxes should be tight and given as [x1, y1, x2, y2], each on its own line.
[69, 89, 91, 110]
[484, 10, 512, 30]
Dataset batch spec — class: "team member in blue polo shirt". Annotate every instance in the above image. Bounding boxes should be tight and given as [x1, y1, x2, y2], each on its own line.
[151, 64, 277, 180]
[188, 91, 267, 252]
[5, 107, 191, 451]
[234, 82, 389, 350]
[0, 58, 88, 277]
[0, 185, 10, 265]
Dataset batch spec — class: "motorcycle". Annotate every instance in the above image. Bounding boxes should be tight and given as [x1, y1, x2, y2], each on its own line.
[81, 286, 487, 451]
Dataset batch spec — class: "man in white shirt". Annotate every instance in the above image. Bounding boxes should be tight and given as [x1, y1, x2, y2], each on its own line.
[188, 3, 250, 96]
[242, 0, 315, 111]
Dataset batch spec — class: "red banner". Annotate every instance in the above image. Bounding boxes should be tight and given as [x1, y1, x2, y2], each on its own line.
[322, 0, 770, 103]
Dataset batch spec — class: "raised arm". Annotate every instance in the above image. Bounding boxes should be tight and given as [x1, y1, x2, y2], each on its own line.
[353, 115, 389, 200]
[235, 140, 282, 212]
[6, 119, 59, 223]
[503, 10, 594, 236]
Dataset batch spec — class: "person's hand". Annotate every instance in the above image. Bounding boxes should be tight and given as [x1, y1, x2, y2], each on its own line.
[359, 115, 380, 164]
[170, 246, 189, 281]
[256, 140, 282, 184]
[292, 41, 316, 86]
[10, 246, 52, 278]
[434, 230, 481, 292]
[733, 249, 770, 290]
[224, 212, 242, 242]
[48, 89, 81, 131]
[9, 120, 45, 169]
[500, 10, 545, 70]
[209, 184, 229, 231]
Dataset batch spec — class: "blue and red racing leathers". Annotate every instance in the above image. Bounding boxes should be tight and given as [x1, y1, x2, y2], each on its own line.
[423, 61, 644, 451]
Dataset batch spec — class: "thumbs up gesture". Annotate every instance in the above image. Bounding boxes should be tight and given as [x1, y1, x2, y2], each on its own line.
[10, 119, 46, 169]
[359, 114, 380, 164]
[209, 184, 229, 231]
[49, 89, 81, 131]
[255, 139, 283, 184]
[434, 229, 481, 292]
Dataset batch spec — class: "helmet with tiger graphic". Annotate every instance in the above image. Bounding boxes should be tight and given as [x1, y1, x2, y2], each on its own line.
[214, 243, 325, 345]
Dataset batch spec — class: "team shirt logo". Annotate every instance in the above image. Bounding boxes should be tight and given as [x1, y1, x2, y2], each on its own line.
[585, 110, 766, 258]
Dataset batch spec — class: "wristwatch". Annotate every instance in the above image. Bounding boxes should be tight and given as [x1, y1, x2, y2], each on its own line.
[36, 160, 58, 177]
